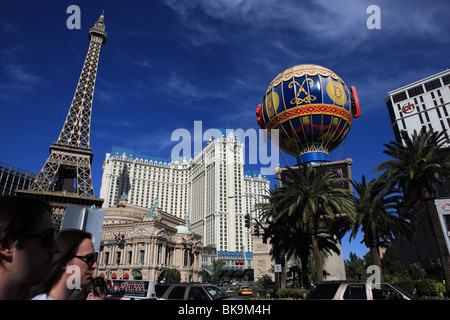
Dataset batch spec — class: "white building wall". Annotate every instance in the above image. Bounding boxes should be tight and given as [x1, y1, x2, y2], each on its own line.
[100, 133, 270, 253]
[386, 69, 450, 145]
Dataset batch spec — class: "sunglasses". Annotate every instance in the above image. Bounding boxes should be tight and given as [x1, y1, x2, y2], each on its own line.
[25, 229, 56, 248]
[74, 253, 97, 268]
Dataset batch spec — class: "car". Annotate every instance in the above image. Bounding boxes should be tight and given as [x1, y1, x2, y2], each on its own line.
[238, 286, 253, 296]
[306, 280, 414, 300]
[156, 283, 231, 300]
[106, 279, 157, 300]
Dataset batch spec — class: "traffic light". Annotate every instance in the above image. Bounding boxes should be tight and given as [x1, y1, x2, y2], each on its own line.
[245, 214, 251, 228]
[254, 224, 260, 237]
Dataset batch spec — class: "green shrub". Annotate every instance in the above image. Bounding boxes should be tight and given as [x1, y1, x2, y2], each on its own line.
[434, 281, 445, 296]
[417, 279, 440, 296]
[392, 278, 415, 295]
[279, 288, 309, 299]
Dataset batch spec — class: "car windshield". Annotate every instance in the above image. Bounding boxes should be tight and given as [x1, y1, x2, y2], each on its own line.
[308, 283, 340, 299]
[205, 286, 229, 300]
[370, 283, 415, 300]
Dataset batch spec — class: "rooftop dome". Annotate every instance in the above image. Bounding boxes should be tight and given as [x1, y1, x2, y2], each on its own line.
[176, 223, 190, 234]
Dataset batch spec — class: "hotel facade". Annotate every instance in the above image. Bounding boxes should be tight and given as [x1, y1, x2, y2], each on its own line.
[385, 69, 450, 145]
[100, 132, 270, 253]
[385, 69, 450, 271]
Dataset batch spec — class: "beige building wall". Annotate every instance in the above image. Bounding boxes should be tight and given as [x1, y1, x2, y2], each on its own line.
[97, 198, 203, 282]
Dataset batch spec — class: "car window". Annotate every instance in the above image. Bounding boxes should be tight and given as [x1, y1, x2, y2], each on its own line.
[155, 284, 171, 298]
[372, 284, 405, 300]
[343, 284, 367, 300]
[308, 283, 340, 299]
[188, 287, 210, 300]
[205, 286, 229, 300]
[168, 286, 186, 299]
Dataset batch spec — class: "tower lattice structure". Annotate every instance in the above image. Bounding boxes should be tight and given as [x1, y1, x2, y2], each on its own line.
[17, 14, 106, 225]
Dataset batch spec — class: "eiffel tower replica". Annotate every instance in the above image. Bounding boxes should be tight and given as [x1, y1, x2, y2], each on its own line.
[16, 13, 107, 227]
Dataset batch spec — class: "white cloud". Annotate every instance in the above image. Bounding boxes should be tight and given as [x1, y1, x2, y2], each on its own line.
[0, 64, 46, 104]
[162, 0, 448, 48]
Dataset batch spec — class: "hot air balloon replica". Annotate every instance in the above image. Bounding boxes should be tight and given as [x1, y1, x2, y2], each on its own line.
[256, 64, 361, 163]
[255, 64, 361, 281]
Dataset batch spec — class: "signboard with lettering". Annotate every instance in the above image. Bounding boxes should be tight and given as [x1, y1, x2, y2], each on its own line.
[274, 264, 282, 273]
[106, 280, 156, 299]
[401, 102, 415, 114]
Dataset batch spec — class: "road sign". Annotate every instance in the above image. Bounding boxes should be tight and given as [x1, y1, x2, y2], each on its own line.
[62, 204, 104, 252]
[274, 264, 282, 273]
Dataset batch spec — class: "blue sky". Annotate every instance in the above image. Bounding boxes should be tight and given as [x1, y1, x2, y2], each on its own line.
[1, 0, 450, 261]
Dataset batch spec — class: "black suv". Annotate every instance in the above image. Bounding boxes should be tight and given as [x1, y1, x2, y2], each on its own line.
[155, 283, 230, 300]
[307, 280, 414, 300]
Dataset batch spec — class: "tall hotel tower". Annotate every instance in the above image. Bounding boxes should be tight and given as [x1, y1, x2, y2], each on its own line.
[100, 132, 270, 252]
[385, 69, 450, 271]
[385, 69, 450, 144]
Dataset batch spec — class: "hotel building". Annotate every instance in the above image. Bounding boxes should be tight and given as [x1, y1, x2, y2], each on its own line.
[99, 132, 270, 253]
[385, 69, 450, 271]
[0, 161, 36, 197]
[385, 69, 450, 144]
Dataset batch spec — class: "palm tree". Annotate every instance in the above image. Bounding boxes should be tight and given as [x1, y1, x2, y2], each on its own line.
[266, 164, 356, 282]
[350, 175, 414, 281]
[260, 204, 343, 288]
[373, 128, 450, 291]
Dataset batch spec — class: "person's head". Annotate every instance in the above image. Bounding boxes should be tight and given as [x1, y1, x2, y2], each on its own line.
[73, 276, 107, 300]
[0, 196, 61, 295]
[32, 228, 97, 296]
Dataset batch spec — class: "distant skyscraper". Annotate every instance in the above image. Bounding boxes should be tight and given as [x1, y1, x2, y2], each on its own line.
[0, 162, 36, 196]
[385, 69, 450, 144]
[17, 14, 107, 226]
[100, 133, 270, 252]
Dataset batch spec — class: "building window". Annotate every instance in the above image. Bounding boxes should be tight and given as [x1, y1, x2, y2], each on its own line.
[407, 85, 424, 98]
[425, 79, 442, 92]
[442, 74, 450, 85]
[184, 250, 189, 267]
[392, 91, 407, 103]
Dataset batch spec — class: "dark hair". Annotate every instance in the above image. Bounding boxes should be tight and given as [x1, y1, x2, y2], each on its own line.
[73, 276, 107, 300]
[30, 229, 92, 297]
[0, 196, 53, 249]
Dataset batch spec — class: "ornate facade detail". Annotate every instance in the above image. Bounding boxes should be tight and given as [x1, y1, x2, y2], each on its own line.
[98, 199, 203, 282]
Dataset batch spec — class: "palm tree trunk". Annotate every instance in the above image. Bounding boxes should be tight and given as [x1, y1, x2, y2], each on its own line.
[280, 247, 287, 289]
[299, 251, 310, 288]
[370, 246, 384, 282]
[309, 215, 323, 282]
[425, 199, 450, 293]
